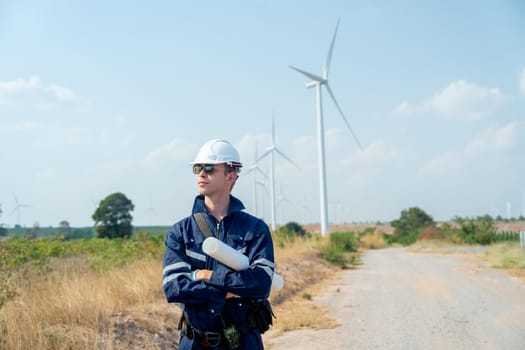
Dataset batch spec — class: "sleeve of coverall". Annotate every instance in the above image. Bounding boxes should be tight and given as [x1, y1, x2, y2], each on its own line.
[162, 225, 227, 311]
[207, 220, 274, 298]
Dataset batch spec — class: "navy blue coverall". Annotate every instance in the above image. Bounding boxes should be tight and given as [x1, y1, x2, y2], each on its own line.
[162, 195, 275, 349]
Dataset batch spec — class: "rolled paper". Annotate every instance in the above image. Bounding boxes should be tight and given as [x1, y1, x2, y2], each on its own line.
[202, 236, 249, 271]
[203, 237, 284, 292]
[271, 273, 284, 291]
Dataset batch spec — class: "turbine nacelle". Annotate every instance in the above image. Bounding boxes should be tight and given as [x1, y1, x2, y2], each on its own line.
[289, 65, 326, 86]
[305, 80, 325, 88]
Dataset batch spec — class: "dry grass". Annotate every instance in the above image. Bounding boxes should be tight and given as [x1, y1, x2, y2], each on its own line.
[269, 236, 339, 332]
[270, 294, 339, 334]
[1, 235, 341, 349]
[0, 257, 166, 350]
[359, 230, 387, 250]
[485, 243, 525, 267]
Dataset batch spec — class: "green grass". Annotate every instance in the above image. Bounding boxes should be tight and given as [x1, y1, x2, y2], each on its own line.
[0, 232, 165, 272]
[486, 242, 525, 269]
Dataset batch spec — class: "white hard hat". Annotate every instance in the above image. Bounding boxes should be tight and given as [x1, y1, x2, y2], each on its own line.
[191, 139, 243, 168]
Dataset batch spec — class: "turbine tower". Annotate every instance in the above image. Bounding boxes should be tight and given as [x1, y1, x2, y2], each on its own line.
[257, 112, 299, 231]
[277, 183, 292, 224]
[10, 193, 30, 227]
[244, 140, 269, 218]
[290, 20, 362, 236]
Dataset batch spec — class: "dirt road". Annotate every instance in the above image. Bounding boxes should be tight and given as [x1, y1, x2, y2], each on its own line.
[265, 248, 525, 350]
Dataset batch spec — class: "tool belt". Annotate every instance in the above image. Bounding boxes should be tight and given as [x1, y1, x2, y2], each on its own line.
[178, 312, 239, 349]
[180, 321, 223, 348]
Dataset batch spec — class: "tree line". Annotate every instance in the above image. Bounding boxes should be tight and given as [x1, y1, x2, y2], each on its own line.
[0, 192, 135, 239]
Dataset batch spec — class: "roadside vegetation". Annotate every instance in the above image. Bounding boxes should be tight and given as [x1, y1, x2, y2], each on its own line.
[1, 203, 524, 349]
[386, 206, 525, 278]
[0, 223, 364, 350]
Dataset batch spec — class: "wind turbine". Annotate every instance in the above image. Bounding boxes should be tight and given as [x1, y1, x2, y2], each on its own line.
[10, 193, 30, 227]
[257, 113, 299, 231]
[277, 183, 292, 225]
[290, 20, 362, 236]
[243, 140, 269, 218]
[301, 194, 310, 224]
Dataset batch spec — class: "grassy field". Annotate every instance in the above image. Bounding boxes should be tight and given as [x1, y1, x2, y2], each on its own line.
[1, 227, 523, 350]
[0, 229, 362, 350]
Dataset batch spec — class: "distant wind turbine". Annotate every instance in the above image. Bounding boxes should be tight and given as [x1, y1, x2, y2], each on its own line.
[257, 113, 299, 231]
[10, 193, 30, 227]
[290, 19, 363, 236]
[256, 178, 269, 221]
[301, 194, 310, 225]
[277, 183, 292, 224]
[243, 140, 269, 218]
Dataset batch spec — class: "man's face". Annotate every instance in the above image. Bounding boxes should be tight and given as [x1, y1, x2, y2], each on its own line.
[193, 163, 235, 196]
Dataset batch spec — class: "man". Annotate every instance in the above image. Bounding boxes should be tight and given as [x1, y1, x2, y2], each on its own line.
[163, 139, 275, 350]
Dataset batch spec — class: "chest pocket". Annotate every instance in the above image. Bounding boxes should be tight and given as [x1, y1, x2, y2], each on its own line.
[182, 233, 207, 269]
[226, 230, 256, 256]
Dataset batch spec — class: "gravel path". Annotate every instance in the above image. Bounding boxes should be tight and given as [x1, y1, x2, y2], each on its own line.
[265, 248, 525, 350]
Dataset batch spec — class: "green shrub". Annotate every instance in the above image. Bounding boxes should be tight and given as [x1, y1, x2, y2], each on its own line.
[319, 245, 347, 267]
[384, 231, 419, 245]
[0, 232, 165, 272]
[319, 231, 360, 268]
[452, 217, 496, 245]
[329, 232, 358, 252]
[389, 207, 434, 245]
[279, 222, 307, 237]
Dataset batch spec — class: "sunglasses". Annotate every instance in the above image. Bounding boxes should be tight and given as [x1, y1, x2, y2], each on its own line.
[192, 164, 218, 174]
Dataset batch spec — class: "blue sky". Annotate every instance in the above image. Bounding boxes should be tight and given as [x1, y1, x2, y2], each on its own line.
[1, 0, 524, 228]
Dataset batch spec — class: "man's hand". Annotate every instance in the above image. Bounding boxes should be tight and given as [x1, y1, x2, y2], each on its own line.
[195, 269, 213, 283]
[226, 292, 239, 299]
[195, 270, 238, 299]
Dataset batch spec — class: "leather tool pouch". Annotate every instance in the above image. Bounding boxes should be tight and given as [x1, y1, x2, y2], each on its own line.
[247, 299, 276, 334]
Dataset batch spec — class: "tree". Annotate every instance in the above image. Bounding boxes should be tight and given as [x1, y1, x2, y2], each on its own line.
[391, 207, 434, 238]
[92, 192, 135, 239]
[278, 221, 307, 237]
[28, 221, 40, 238]
[58, 220, 71, 236]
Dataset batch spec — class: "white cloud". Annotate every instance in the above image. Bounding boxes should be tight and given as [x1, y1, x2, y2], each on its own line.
[392, 101, 423, 117]
[343, 140, 404, 167]
[520, 68, 525, 96]
[466, 122, 519, 153]
[417, 151, 463, 178]
[145, 138, 196, 165]
[418, 122, 519, 178]
[0, 120, 46, 133]
[0, 76, 77, 108]
[49, 84, 75, 101]
[393, 80, 504, 119]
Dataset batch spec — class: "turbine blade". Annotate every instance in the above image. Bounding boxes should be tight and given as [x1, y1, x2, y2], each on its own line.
[256, 148, 272, 162]
[256, 167, 269, 180]
[244, 166, 256, 175]
[325, 19, 340, 78]
[325, 83, 363, 150]
[275, 148, 300, 169]
[289, 65, 324, 82]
